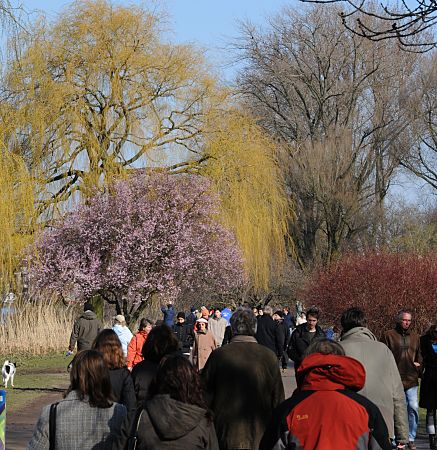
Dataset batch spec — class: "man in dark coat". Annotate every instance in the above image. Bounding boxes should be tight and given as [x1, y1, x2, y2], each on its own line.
[172, 312, 194, 354]
[273, 310, 289, 371]
[256, 305, 282, 357]
[68, 302, 102, 352]
[202, 308, 285, 450]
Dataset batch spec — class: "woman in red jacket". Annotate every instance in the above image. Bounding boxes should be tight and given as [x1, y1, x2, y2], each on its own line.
[127, 318, 153, 370]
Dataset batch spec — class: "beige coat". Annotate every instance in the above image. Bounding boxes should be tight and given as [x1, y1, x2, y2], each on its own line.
[191, 331, 217, 371]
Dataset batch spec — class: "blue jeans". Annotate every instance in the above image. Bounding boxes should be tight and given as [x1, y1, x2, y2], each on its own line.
[405, 386, 419, 441]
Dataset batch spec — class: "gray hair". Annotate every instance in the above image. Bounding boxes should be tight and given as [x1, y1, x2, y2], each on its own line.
[230, 308, 257, 336]
[263, 305, 273, 316]
[397, 310, 412, 322]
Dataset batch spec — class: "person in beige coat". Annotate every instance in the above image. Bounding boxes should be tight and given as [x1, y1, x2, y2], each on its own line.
[339, 308, 409, 448]
[191, 318, 217, 371]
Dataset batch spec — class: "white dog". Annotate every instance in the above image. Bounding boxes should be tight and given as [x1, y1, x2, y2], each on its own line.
[2, 360, 16, 388]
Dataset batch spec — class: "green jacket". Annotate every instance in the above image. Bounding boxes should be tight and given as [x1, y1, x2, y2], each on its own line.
[69, 310, 102, 351]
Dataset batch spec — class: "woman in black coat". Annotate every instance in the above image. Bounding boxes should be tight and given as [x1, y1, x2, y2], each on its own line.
[419, 322, 437, 449]
[92, 329, 137, 421]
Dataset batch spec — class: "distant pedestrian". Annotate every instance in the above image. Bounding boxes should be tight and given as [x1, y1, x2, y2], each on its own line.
[191, 318, 217, 372]
[173, 312, 194, 355]
[208, 309, 227, 347]
[256, 306, 283, 356]
[186, 306, 197, 327]
[273, 310, 289, 371]
[161, 301, 175, 327]
[68, 301, 102, 353]
[127, 318, 153, 370]
[202, 308, 285, 450]
[112, 315, 133, 357]
[282, 306, 295, 334]
[28, 350, 126, 450]
[419, 322, 437, 450]
[382, 310, 421, 449]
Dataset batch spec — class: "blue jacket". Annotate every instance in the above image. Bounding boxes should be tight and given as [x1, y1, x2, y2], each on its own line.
[112, 324, 133, 357]
[161, 305, 175, 327]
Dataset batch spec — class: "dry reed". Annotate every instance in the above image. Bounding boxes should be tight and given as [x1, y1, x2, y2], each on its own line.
[0, 302, 76, 355]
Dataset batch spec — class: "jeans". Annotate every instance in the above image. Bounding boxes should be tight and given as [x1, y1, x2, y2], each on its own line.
[405, 386, 419, 441]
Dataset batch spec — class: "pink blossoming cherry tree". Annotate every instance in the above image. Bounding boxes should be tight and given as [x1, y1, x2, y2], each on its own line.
[31, 173, 245, 323]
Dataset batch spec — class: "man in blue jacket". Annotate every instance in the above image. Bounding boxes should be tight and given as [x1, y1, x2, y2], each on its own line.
[161, 301, 175, 327]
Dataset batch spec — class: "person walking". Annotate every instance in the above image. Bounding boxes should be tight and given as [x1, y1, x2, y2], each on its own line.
[287, 307, 325, 370]
[382, 310, 421, 450]
[112, 315, 133, 357]
[260, 339, 391, 450]
[114, 354, 219, 450]
[273, 310, 289, 372]
[127, 318, 153, 370]
[161, 301, 175, 328]
[28, 350, 126, 449]
[419, 322, 437, 450]
[208, 309, 227, 348]
[68, 301, 102, 353]
[202, 308, 285, 450]
[191, 318, 217, 372]
[173, 312, 194, 355]
[339, 308, 408, 448]
[256, 306, 283, 356]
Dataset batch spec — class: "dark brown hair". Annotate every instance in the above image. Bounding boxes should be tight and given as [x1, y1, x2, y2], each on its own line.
[142, 324, 179, 362]
[148, 354, 210, 418]
[139, 318, 154, 331]
[65, 350, 113, 408]
[92, 329, 126, 369]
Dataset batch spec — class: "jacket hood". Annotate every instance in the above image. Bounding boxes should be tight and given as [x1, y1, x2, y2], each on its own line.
[145, 394, 207, 439]
[81, 311, 98, 320]
[297, 353, 365, 392]
[341, 326, 377, 342]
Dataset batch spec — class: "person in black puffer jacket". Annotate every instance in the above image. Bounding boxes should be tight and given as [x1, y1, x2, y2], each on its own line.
[173, 312, 194, 355]
[92, 329, 136, 423]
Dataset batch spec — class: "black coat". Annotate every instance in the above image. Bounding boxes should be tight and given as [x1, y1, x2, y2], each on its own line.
[419, 333, 437, 409]
[131, 359, 159, 406]
[109, 367, 137, 423]
[287, 323, 325, 368]
[173, 323, 194, 352]
[256, 315, 281, 356]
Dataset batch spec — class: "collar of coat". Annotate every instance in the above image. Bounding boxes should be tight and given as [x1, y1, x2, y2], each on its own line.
[230, 335, 258, 344]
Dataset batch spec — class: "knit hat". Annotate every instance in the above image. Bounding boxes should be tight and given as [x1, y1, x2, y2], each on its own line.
[83, 302, 94, 312]
[274, 310, 284, 318]
[177, 312, 185, 319]
[113, 314, 126, 323]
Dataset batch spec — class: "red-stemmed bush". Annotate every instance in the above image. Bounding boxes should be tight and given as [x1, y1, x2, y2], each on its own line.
[301, 252, 437, 337]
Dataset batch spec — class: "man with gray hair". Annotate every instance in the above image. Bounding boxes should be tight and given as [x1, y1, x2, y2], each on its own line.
[202, 307, 285, 450]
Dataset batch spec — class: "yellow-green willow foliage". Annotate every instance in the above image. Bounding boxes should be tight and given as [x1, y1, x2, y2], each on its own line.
[5, 0, 217, 215]
[0, 147, 35, 293]
[201, 112, 293, 292]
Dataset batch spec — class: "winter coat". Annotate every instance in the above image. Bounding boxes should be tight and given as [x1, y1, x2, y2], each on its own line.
[161, 305, 175, 327]
[287, 323, 325, 368]
[28, 391, 126, 450]
[419, 333, 437, 409]
[382, 324, 422, 390]
[192, 331, 217, 371]
[222, 325, 233, 346]
[208, 317, 228, 347]
[127, 330, 149, 369]
[186, 311, 197, 327]
[113, 394, 219, 450]
[131, 359, 159, 407]
[202, 335, 285, 450]
[112, 324, 133, 357]
[283, 312, 295, 331]
[68, 311, 102, 351]
[109, 368, 137, 421]
[256, 315, 282, 356]
[340, 327, 408, 441]
[173, 322, 194, 353]
[260, 353, 391, 450]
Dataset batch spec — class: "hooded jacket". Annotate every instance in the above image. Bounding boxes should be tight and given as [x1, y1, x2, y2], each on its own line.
[112, 324, 133, 357]
[382, 324, 421, 390]
[114, 394, 219, 450]
[340, 327, 408, 442]
[68, 310, 102, 351]
[260, 353, 391, 450]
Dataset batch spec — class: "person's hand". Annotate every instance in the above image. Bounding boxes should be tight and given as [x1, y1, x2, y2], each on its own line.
[127, 367, 132, 372]
[65, 350, 73, 357]
[413, 362, 420, 367]
[396, 442, 406, 449]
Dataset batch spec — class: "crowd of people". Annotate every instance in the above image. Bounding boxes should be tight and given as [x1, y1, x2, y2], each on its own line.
[27, 301, 437, 450]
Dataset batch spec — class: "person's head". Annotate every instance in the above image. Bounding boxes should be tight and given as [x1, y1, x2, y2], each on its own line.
[66, 350, 113, 407]
[176, 312, 185, 324]
[263, 305, 273, 316]
[92, 329, 125, 369]
[258, 307, 264, 316]
[83, 301, 94, 312]
[139, 318, 154, 332]
[304, 338, 345, 357]
[397, 310, 412, 331]
[214, 309, 222, 319]
[306, 307, 319, 331]
[148, 354, 208, 414]
[340, 308, 367, 333]
[300, 312, 306, 318]
[142, 324, 179, 362]
[113, 314, 126, 326]
[230, 307, 257, 336]
[200, 306, 209, 318]
[252, 307, 258, 316]
[283, 306, 290, 315]
[195, 318, 208, 332]
[273, 310, 284, 322]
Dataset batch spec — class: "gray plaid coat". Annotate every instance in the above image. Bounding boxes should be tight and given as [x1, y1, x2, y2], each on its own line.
[27, 391, 126, 450]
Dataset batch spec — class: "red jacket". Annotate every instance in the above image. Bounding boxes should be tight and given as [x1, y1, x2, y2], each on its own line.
[260, 353, 391, 450]
[127, 330, 149, 369]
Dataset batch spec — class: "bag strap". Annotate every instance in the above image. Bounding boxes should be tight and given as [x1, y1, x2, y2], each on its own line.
[49, 402, 59, 450]
[127, 408, 144, 450]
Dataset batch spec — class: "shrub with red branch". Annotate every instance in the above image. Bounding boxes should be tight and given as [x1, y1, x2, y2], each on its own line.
[30, 173, 245, 323]
[301, 252, 437, 337]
